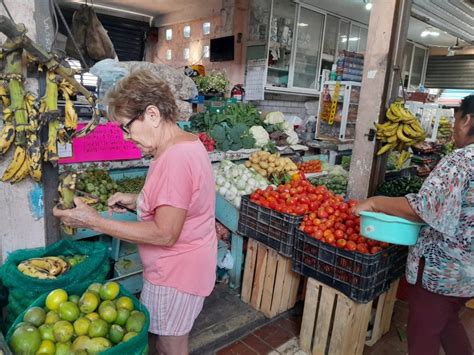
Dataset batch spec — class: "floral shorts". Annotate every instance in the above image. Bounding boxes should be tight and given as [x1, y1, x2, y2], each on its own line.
[140, 279, 205, 336]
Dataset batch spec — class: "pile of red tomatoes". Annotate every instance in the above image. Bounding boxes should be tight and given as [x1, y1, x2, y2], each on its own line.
[249, 178, 390, 255]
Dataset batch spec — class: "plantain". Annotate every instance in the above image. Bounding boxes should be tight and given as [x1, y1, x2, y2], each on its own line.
[377, 142, 396, 156]
[17, 262, 55, 279]
[45, 256, 69, 273]
[1, 145, 26, 181]
[8, 157, 29, 184]
[0, 122, 15, 155]
[0, 82, 10, 107]
[63, 92, 78, 134]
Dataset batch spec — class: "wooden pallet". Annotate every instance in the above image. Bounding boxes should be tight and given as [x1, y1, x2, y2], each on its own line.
[241, 239, 300, 318]
[300, 277, 400, 355]
[366, 279, 400, 346]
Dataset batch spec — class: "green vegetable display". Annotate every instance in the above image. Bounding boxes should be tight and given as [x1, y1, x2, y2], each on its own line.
[376, 176, 424, 197]
[210, 123, 256, 151]
[115, 176, 146, 194]
[310, 174, 348, 196]
[76, 170, 118, 212]
[76, 171, 146, 212]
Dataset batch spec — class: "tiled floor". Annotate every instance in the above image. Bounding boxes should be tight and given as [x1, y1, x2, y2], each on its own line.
[214, 300, 474, 355]
[216, 313, 302, 355]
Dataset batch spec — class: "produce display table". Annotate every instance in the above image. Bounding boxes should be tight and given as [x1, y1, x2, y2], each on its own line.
[241, 239, 301, 318]
[300, 277, 400, 355]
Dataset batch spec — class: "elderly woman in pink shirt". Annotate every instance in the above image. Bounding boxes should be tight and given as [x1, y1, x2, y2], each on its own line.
[54, 69, 217, 355]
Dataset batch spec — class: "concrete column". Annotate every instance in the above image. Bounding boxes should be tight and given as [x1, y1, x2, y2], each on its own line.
[347, 0, 412, 200]
[0, 0, 53, 261]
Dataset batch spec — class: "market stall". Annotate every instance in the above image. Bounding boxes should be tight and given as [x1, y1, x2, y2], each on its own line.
[0, 0, 472, 354]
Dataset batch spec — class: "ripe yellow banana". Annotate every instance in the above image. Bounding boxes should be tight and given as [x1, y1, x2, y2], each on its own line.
[387, 134, 398, 143]
[0, 122, 15, 154]
[3, 107, 13, 122]
[17, 262, 56, 279]
[27, 138, 42, 182]
[377, 142, 396, 156]
[1, 145, 26, 181]
[386, 107, 402, 122]
[64, 97, 78, 131]
[9, 157, 29, 184]
[402, 124, 422, 139]
[396, 125, 413, 143]
[45, 256, 69, 272]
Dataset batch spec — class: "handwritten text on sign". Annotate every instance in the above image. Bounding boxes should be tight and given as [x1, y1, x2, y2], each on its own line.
[59, 123, 142, 164]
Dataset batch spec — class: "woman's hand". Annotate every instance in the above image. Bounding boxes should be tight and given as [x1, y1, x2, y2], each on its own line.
[107, 193, 138, 213]
[353, 198, 376, 216]
[53, 197, 103, 229]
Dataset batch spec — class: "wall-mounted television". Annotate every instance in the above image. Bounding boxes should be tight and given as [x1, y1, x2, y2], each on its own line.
[210, 35, 235, 62]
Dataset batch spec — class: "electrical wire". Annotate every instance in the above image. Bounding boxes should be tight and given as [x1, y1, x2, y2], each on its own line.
[49, 0, 59, 52]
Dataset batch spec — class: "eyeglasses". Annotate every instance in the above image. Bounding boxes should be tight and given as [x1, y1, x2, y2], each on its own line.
[120, 112, 143, 134]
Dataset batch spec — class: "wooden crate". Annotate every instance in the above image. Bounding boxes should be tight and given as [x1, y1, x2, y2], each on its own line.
[300, 277, 399, 355]
[241, 239, 300, 318]
[366, 279, 400, 346]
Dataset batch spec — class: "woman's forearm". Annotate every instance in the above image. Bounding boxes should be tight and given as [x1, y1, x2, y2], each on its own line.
[369, 196, 424, 223]
[91, 217, 174, 246]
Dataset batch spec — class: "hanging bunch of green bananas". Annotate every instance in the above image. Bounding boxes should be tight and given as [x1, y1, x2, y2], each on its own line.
[0, 43, 35, 184]
[375, 99, 427, 169]
[0, 17, 101, 185]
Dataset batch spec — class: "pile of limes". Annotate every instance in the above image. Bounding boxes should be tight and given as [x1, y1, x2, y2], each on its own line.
[9, 282, 146, 354]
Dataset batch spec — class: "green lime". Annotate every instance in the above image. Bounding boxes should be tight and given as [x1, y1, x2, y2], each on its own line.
[23, 306, 46, 327]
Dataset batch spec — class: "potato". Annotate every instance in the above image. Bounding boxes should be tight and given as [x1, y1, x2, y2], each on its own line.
[259, 169, 267, 177]
[244, 161, 252, 168]
[269, 162, 275, 168]
[267, 167, 275, 174]
[268, 155, 276, 163]
[259, 161, 269, 169]
[251, 163, 260, 171]
[250, 156, 259, 164]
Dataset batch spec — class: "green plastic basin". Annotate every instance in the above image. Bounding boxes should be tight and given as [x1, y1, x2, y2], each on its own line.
[360, 211, 425, 246]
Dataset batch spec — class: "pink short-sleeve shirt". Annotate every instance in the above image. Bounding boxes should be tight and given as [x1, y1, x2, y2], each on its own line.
[136, 140, 217, 297]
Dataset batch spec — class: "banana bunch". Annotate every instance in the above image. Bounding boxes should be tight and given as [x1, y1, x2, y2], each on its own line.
[0, 81, 10, 107]
[435, 116, 452, 138]
[376, 100, 426, 158]
[59, 78, 78, 135]
[0, 106, 15, 155]
[0, 92, 43, 183]
[17, 256, 70, 280]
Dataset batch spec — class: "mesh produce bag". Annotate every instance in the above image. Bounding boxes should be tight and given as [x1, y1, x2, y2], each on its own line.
[0, 239, 110, 329]
[6, 284, 149, 355]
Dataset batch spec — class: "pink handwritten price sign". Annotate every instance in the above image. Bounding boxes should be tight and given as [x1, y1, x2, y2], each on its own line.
[59, 123, 142, 164]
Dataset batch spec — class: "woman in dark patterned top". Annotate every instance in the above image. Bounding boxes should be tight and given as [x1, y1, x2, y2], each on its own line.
[355, 95, 474, 355]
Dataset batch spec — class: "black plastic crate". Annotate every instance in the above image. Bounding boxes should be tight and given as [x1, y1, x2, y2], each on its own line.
[292, 230, 407, 303]
[238, 195, 303, 257]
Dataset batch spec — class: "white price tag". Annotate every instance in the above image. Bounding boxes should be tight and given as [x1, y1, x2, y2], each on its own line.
[57, 142, 73, 158]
